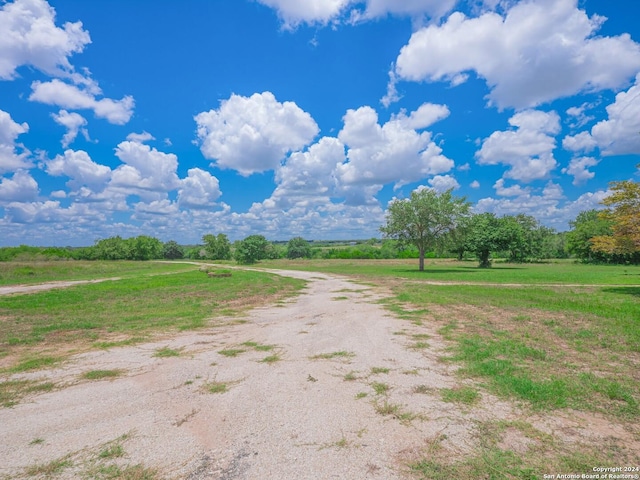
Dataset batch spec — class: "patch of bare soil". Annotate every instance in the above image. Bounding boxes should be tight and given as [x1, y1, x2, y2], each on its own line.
[0, 269, 637, 479]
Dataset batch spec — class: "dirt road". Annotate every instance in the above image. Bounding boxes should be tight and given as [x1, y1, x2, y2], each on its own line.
[0, 268, 630, 479]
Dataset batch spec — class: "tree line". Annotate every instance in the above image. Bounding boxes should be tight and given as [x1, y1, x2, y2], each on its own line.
[1, 177, 637, 266]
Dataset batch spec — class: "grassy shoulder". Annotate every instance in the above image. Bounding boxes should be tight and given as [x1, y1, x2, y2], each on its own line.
[0, 260, 194, 286]
[0, 268, 305, 373]
[262, 258, 640, 285]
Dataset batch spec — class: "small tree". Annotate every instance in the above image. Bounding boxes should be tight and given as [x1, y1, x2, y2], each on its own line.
[202, 233, 232, 260]
[591, 179, 640, 255]
[465, 213, 512, 268]
[162, 240, 184, 259]
[380, 188, 470, 271]
[286, 237, 311, 259]
[235, 235, 269, 264]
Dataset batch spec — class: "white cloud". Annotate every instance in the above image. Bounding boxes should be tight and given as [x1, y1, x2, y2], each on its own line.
[51, 110, 88, 148]
[335, 105, 454, 190]
[360, 0, 456, 20]
[126, 131, 155, 143]
[391, 102, 450, 130]
[177, 168, 222, 209]
[133, 200, 179, 217]
[590, 73, 640, 155]
[565, 103, 595, 129]
[257, 0, 350, 28]
[475, 183, 607, 230]
[5, 200, 105, 225]
[30, 79, 134, 125]
[562, 131, 597, 153]
[393, 0, 640, 109]
[562, 156, 599, 185]
[428, 174, 459, 192]
[0, 0, 91, 80]
[476, 110, 560, 182]
[0, 109, 31, 174]
[112, 140, 180, 193]
[470, 180, 480, 188]
[195, 91, 319, 176]
[0, 170, 39, 202]
[46, 149, 111, 190]
[270, 136, 345, 209]
[493, 178, 530, 197]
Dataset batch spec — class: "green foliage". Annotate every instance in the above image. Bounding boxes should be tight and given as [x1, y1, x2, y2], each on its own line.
[380, 188, 470, 271]
[465, 213, 512, 267]
[202, 233, 232, 260]
[286, 236, 311, 259]
[566, 209, 614, 263]
[162, 240, 184, 259]
[234, 235, 270, 264]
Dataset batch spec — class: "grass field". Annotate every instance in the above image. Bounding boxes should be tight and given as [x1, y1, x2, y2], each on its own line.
[0, 263, 305, 380]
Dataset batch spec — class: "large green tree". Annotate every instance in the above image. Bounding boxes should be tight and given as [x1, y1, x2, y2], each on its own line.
[202, 233, 232, 260]
[380, 188, 470, 271]
[591, 179, 640, 255]
[566, 209, 614, 262]
[286, 237, 311, 259]
[234, 235, 270, 264]
[465, 213, 514, 268]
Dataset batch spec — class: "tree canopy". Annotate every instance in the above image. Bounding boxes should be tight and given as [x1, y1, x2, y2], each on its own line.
[380, 188, 470, 271]
[591, 180, 640, 255]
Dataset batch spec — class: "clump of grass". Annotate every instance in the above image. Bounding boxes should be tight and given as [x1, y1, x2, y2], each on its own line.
[242, 341, 276, 351]
[370, 366, 390, 375]
[411, 341, 429, 349]
[332, 296, 349, 300]
[98, 443, 125, 459]
[204, 381, 228, 394]
[412, 384, 432, 394]
[25, 457, 72, 476]
[371, 382, 390, 395]
[355, 392, 368, 399]
[1, 380, 55, 408]
[153, 346, 181, 357]
[82, 369, 123, 380]
[261, 354, 281, 364]
[29, 438, 45, 445]
[441, 386, 481, 405]
[8, 355, 62, 373]
[374, 400, 401, 416]
[218, 348, 245, 357]
[344, 371, 358, 381]
[310, 351, 355, 360]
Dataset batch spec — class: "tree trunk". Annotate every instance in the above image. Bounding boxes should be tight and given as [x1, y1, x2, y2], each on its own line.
[419, 248, 425, 271]
[479, 250, 492, 268]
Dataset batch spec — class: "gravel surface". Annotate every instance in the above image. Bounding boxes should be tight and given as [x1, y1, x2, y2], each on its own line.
[3, 268, 625, 479]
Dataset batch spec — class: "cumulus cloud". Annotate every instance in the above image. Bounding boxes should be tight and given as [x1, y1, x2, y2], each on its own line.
[428, 174, 460, 192]
[470, 180, 480, 188]
[195, 91, 319, 176]
[475, 182, 608, 230]
[51, 110, 89, 148]
[335, 105, 454, 190]
[590, 73, 640, 155]
[126, 131, 155, 143]
[257, 0, 350, 28]
[112, 140, 180, 193]
[493, 178, 530, 197]
[476, 110, 560, 182]
[30, 79, 134, 125]
[562, 131, 597, 153]
[562, 156, 599, 185]
[393, 0, 640, 109]
[0, 109, 31, 174]
[46, 149, 111, 190]
[0, 170, 39, 202]
[359, 0, 456, 20]
[0, 0, 91, 80]
[177, 168, 222, 209]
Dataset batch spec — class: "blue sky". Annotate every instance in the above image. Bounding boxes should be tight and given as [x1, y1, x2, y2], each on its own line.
[1, 0, 639, 246]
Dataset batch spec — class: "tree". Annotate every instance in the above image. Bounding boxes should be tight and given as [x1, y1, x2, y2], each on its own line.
[465, 213, 513, 268]
[202, 233, 232, 260]
[380, 188, 470, 271]
[591, 180, 640, 255]
[286, 237, 311, 259]
[234, 235, 269, 264]
[127, 235, 163, 260]
[162, 240, 184, 259]
[566, 210, 613, 262]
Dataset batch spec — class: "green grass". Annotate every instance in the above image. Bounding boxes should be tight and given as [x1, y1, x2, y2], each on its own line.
[263, 258, 640, 286]
[260, 353, 281, 363]
[25, 457, 73, 476]
[371, 382, 390, 395]
[218, 348, 245, 357]
[7, 355, 62, 373]
[441, 386, 481, 405]
[204, 381, 228, 394]
[0, 268, 305, 370]
[370, 366, 390, 374]
[0, 379, 54, 407]
[153, 346, 181, 357]
[82, 369, 123, 380]
[309, 350, 355, 360]
[0, 260, 192, 286]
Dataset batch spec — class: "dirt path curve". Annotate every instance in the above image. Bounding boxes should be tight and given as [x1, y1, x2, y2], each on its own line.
[0, 278, 121, 296]
[1, 268, 518, 479]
